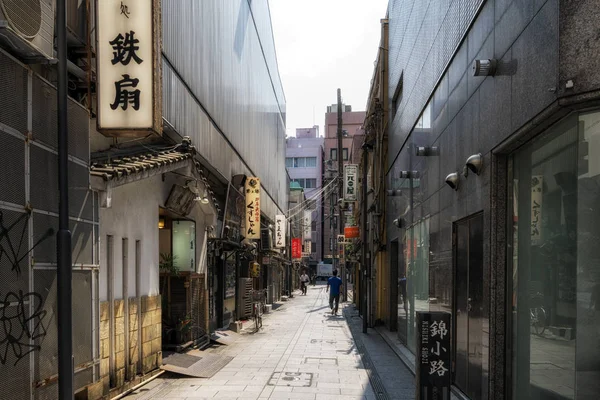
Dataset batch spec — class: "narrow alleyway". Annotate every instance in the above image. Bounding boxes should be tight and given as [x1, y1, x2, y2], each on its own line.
[123, 284, 415, 400]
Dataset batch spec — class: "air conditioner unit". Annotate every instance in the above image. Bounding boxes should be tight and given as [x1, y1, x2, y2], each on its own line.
[0, 0, 55, 61]
[261, 228, 273, 251]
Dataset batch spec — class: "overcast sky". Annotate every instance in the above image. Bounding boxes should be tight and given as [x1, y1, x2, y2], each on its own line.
[269, 0, 389, 138]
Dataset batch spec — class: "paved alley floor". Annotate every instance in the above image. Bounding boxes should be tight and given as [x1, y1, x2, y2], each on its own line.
[124, 284, 415, 400]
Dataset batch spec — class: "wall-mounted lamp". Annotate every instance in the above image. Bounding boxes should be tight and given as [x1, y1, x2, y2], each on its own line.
[445, 172, 459, 190]
[473, 59, 497, 77]
[158, 216, 166, 229]
[392, 218, 403, 228]
[465, 153, 483, 175]
[415, 146, 439, 157]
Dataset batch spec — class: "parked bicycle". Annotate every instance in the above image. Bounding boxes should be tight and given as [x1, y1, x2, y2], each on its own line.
[530, 291, 547, 336]
[251, 289, 267, 332]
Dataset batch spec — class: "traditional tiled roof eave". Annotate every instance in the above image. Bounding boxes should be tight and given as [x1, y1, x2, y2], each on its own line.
[90, 149, 193, 190]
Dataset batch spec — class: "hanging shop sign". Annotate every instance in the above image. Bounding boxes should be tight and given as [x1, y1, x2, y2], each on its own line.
[337, 234, 347, 245]
[531, 175, 543, 245]
[250, 261, 261, 278]
[302, 240, 311, 257]
[97, 0, 162, 136]
[275, 215, 286, 248]
[344, 226, 359, 239]
[244, 177, 261, 239]
[303, 210, 312, 240]
[343, 164, 358, 201]
[416, 312, 451, 399]
[291, 238, 302, 259]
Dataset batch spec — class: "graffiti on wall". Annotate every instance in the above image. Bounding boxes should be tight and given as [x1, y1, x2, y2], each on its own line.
[0, 209, 54, 365]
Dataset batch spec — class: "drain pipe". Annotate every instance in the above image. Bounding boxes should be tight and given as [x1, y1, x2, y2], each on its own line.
[111, 371, 166, 400]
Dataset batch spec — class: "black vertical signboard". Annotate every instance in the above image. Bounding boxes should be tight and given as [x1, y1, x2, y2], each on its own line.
[416, 311, 451, 400]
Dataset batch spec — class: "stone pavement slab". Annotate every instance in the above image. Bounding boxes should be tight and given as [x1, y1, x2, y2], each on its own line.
[123, 284, 415, 400]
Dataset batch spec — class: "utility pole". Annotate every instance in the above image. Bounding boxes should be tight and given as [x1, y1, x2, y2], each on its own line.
[57, 0, 74, 398]
[361, 148, 369, 333]
[336, 89, 346, 302]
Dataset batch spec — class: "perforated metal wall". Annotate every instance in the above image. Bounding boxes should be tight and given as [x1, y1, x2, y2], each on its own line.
[0, 131, 25, 204]
[0, 49, 97, 397]
[0, 51, 28, 134]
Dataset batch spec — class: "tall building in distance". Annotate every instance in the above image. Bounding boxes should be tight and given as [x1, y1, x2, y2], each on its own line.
[323, 105, 366, 261]
[286, 126, 324, 272]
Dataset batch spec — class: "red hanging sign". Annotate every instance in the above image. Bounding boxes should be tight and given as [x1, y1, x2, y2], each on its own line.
[292, 238, 302, 259]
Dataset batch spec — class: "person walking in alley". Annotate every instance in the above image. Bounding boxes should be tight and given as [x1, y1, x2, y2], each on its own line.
[327, 270, 343, 315]
[300, 270, 309, 295]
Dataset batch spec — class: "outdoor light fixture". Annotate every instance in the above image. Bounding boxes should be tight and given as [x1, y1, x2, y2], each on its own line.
[393, 218, 403, 228]
[472, 59, 497, 76]
[158, 216, 166, 229]
[445, 172, 459, 190]
[466, 153, 483, 175]
[415, 146, 439, 156]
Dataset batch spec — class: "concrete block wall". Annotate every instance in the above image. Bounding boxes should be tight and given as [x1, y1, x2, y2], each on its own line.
[141, 295, 162, 374]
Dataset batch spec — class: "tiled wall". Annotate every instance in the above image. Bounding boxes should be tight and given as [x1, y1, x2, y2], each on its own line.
[92, 295, 161, 399]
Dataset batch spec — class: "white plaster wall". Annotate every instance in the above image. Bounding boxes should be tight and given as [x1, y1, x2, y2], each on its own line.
[99, 175, 165, 301]
[99, 174, 217, 302]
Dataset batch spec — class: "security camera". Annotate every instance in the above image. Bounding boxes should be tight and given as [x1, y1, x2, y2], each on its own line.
[445, 172, 459, 190]
[466, 153, 483, 175]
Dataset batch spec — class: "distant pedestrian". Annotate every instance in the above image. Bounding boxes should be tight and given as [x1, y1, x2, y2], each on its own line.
[300, 270, 309, 295]
[327, 270, 343, 315]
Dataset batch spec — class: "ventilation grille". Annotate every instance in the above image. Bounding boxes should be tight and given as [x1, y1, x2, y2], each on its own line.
[1, 0, 42, 38]
[0, 131, 25, 204]
[0, 51, 27, 133]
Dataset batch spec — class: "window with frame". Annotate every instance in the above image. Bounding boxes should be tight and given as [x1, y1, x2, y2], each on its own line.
[330, 149, 337, 161]
[343, 148, 349, 161]
[285, 158, 293, 168]
[294, 158, 305, 168]
[305, 157, 317, 167]
[305, 178, 317, 189]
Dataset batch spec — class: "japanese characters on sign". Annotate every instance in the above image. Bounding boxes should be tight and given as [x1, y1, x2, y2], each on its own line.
[303, 211, 312, 240]
[97, 0, 160, 135]
[275, 215, 286, 248]
[416, 312, 451, 399]
[244, 177, 261, 239]
[531, 176, 543, 245]
[344, 164, 358, 202]
[291, 238, 302, 260]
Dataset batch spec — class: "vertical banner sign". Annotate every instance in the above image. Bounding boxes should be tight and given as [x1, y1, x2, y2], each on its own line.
[291, 238, 302, 259]
[416, 312, 451, 400]
[531, 176, 543, 245]
[244, 177, 261, 239]
[303, 210, 312, 240]
[302, 240, 311, 257]
[344, 164, 358, 201]
[97, 0, 161, 136]
[275, 215, 286, 248]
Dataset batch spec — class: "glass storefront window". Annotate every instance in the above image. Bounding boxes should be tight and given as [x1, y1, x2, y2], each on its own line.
[510, 110, 600, 399]
[398, 217, 430, 353]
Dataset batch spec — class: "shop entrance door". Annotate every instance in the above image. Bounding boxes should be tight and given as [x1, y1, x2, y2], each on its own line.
[453, 212, 484, 399]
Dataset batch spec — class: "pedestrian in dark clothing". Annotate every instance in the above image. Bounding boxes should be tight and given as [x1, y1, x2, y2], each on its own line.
[327, 270, 343, 315]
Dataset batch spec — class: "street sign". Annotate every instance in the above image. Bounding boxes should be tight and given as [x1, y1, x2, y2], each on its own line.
[416, 312, 451, 400]
[337, 234, 345, 244]
[343, 164, 358, 201]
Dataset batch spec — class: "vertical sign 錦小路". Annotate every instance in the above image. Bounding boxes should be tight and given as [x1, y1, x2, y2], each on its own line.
[244, 177, 261, 239]
[303, 210, 311, 240]
[416, 312, 451, 400]
[291, 238, 302, 260]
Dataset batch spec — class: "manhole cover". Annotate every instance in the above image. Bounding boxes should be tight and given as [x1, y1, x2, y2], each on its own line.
[268, 371, 313, 387]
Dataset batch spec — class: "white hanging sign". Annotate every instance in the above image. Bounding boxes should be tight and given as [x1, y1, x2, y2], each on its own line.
[97, 0, 161, 136]
[275, 215, 286, 248]
[303, 210, 312, 240]
[344, 164, 358, 201]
